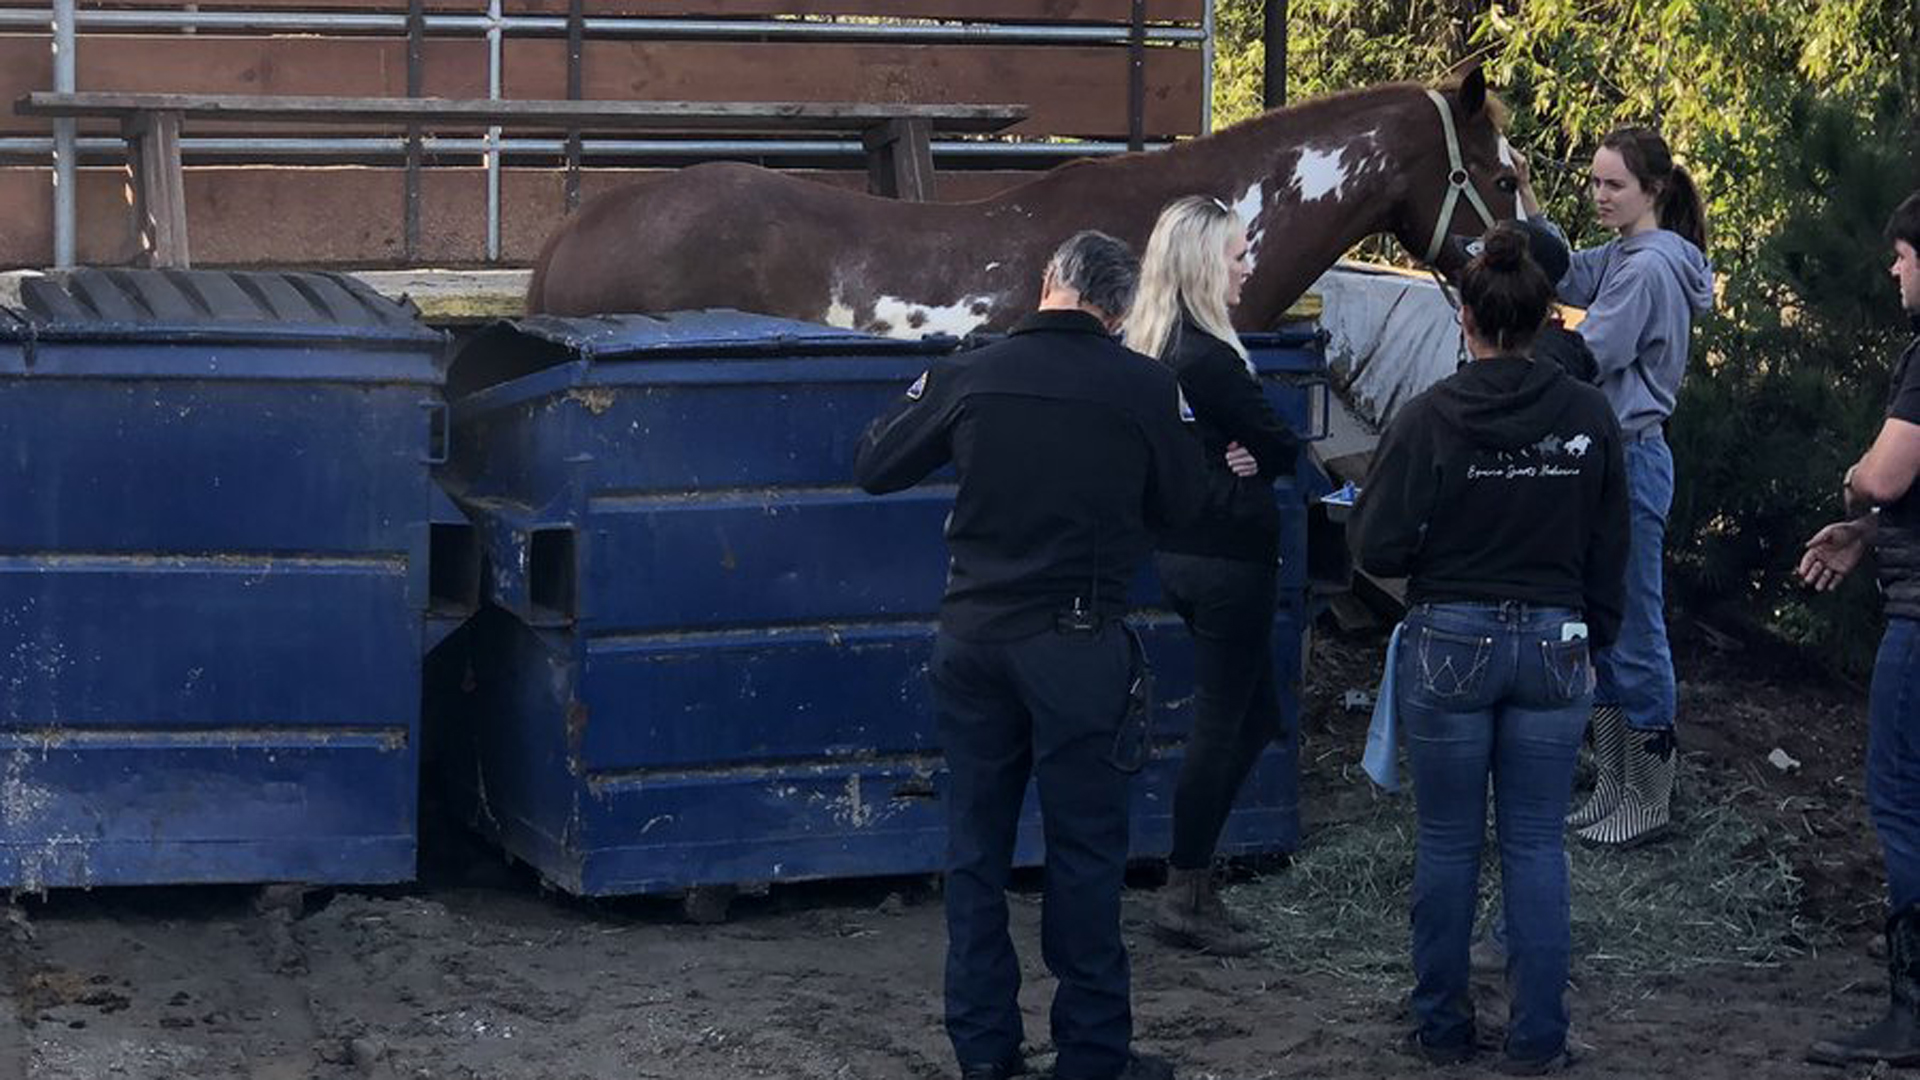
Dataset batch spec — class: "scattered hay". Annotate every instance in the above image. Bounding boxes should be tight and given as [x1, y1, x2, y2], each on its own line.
[1227, 787, 1824, 988]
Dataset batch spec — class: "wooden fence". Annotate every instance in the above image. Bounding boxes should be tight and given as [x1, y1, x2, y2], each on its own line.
[0, 0, 1208, 268]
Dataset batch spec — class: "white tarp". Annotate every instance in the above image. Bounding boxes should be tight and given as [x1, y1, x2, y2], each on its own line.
[1311, 261, 1464, 429]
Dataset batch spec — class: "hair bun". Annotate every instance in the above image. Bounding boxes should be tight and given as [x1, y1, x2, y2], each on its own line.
[1477, 223, 1530, 272]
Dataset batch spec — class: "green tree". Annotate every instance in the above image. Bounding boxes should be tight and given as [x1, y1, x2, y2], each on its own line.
[1210, 0, 1919, 669]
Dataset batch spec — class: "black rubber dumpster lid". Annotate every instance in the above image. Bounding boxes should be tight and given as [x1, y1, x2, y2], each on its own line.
[2, 268, 442, 348]
[505, 311, 956, 359]
[449, 310, 955, 400]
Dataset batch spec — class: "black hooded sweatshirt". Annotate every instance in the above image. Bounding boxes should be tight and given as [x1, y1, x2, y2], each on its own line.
[1349, 356, 1630, 647]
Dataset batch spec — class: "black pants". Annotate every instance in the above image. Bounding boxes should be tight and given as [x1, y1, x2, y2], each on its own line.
[1156, 551, 1283, 871]
[931, 623, 1136, 1080]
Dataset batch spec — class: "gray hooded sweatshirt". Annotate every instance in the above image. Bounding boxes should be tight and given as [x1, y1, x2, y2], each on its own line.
[1543, 223, 1715, 435]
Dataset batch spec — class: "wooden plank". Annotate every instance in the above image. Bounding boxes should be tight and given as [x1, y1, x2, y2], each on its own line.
[525, 39, 1202, 138]
[862, 116, 933, 201]
[0, 165, 1042, 268]
[18, 92, 1029, 133]
[0, 36, 1199, 139]
[0, 1, 1204, 22]
[122, 111, 191, 268]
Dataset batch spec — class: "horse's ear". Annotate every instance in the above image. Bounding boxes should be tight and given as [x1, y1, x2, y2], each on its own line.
[1456, 64, 1487, 119]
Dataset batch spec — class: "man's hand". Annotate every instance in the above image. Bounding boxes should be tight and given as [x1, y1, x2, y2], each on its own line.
[1224, 441, 1259, 478]
[1798, 519, 1875, 592]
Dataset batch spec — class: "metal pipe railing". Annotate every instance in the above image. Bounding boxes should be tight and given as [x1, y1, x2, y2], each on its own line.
[0, 9, 1206, 43]
[1201, 0, 1215, 134]
[484, 0, 502, 261]
[50, 0, 74, 268]
[0, 135, 1151, 161]
[14, 6, 1200, 265]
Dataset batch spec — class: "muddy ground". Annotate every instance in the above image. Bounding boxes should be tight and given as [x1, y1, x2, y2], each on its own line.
[0, 624, 1904, 1080]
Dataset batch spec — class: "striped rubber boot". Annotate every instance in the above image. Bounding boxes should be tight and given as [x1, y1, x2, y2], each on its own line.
[1566, 705, 1628, 829]
[1576, 728, 1675, 848]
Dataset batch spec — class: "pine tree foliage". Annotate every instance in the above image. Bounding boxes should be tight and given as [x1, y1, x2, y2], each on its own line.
[1208, 0, 1917, 671]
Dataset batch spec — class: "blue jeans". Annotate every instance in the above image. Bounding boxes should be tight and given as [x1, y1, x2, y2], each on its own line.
[1399, 602, 1593, 1063]
[1594, 431, 1675, 731]
[1870, 617, 1920, 912]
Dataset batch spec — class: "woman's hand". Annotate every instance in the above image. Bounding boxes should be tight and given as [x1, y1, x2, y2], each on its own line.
[1510, 147, 1543, 220]
[1224, 441, 1259, 478]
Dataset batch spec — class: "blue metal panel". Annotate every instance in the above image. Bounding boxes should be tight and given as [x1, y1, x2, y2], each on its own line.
[0, 269, 444, 889]
[436, 312, 1322, 896]
[576, 492, 954, 631]
[0, 557, 418, 725]
[0, 735, 415, 890]
[0, 377, 440, 554]
[434, 609, 1301, 896]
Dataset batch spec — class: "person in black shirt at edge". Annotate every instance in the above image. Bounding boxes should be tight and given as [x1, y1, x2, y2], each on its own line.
[1350, 222, 1629, 1074]
[854, 230, 1202, 1080]
[1117, 195, 1299, 957]
[1800, 191, 1920, 1068]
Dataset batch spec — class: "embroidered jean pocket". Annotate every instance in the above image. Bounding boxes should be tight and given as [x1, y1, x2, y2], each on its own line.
[1415, 627, 1492, 700]
[1541, 638, 1595, 702]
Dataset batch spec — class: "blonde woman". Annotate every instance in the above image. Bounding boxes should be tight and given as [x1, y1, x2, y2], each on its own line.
[1124, 195, 1300, 956]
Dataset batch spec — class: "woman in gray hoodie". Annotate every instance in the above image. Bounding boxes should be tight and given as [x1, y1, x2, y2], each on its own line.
[1519, 127, 1716, 848]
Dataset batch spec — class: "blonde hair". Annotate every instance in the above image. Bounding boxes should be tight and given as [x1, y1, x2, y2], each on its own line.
[1122, 196, 1249, 363]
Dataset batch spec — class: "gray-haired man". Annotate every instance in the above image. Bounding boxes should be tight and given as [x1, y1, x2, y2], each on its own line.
[855, 231, 1202, 1080]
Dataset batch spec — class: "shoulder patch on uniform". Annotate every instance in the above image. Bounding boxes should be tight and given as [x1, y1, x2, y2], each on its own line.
[1177, 387, 1196, 423]
[905, 370, 929, 401]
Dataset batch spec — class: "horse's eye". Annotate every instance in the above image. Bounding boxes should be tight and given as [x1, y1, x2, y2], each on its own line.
[1496, 177, 1519, 194]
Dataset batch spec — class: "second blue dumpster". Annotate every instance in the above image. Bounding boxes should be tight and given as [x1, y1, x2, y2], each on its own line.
[434, 312, 1323, 896]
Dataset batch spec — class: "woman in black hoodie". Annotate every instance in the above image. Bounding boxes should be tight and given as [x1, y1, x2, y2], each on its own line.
[1123, 195, 1300, 957]
[1351, 223, 1629, 1074]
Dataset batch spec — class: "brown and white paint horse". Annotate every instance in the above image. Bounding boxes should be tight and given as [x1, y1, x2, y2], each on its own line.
[527, 67, 1521, 335]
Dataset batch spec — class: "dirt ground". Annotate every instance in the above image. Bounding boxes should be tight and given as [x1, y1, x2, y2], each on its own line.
[0, 622, 1907, 1080]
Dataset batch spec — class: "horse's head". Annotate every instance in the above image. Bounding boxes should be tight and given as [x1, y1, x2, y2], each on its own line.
[1390, 65, 1523, 280]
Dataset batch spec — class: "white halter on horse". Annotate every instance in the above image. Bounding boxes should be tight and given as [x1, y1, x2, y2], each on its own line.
[1421, 88, 1508, 265]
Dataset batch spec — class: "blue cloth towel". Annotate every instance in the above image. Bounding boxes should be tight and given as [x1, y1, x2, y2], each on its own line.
[1362, 622, 1405, 792]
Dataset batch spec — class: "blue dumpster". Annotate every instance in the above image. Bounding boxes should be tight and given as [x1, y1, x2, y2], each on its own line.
[0, 268, 447, 889]
[434, 312, 1324, 896]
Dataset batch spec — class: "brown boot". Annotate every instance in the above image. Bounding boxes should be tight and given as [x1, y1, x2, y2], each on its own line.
[1152, 867, 1261, 957]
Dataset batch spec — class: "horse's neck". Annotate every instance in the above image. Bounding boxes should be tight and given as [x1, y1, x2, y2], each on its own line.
[986, 86, 1434, 326]
[1214, 92, 1430, 327]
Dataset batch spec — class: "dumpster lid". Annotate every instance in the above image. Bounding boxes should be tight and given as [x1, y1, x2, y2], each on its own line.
[2, 268, 442, 348]
[503, 311, 957, 360]
[1242, 322, 1328, 375]
[449, 310, 955, 399]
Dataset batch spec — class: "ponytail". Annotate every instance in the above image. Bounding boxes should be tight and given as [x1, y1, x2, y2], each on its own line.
[1659, 163, 1708, 252]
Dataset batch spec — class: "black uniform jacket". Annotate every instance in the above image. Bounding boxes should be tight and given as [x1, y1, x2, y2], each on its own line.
[1153, 315, 1299, 565]
[854, 309, 1205, 641]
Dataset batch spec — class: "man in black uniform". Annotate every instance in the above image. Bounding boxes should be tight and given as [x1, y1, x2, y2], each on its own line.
[854, 231, 1202, 1080]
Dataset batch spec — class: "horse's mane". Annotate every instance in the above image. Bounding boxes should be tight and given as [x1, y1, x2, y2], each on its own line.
[1225, 77, 1511, 133]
